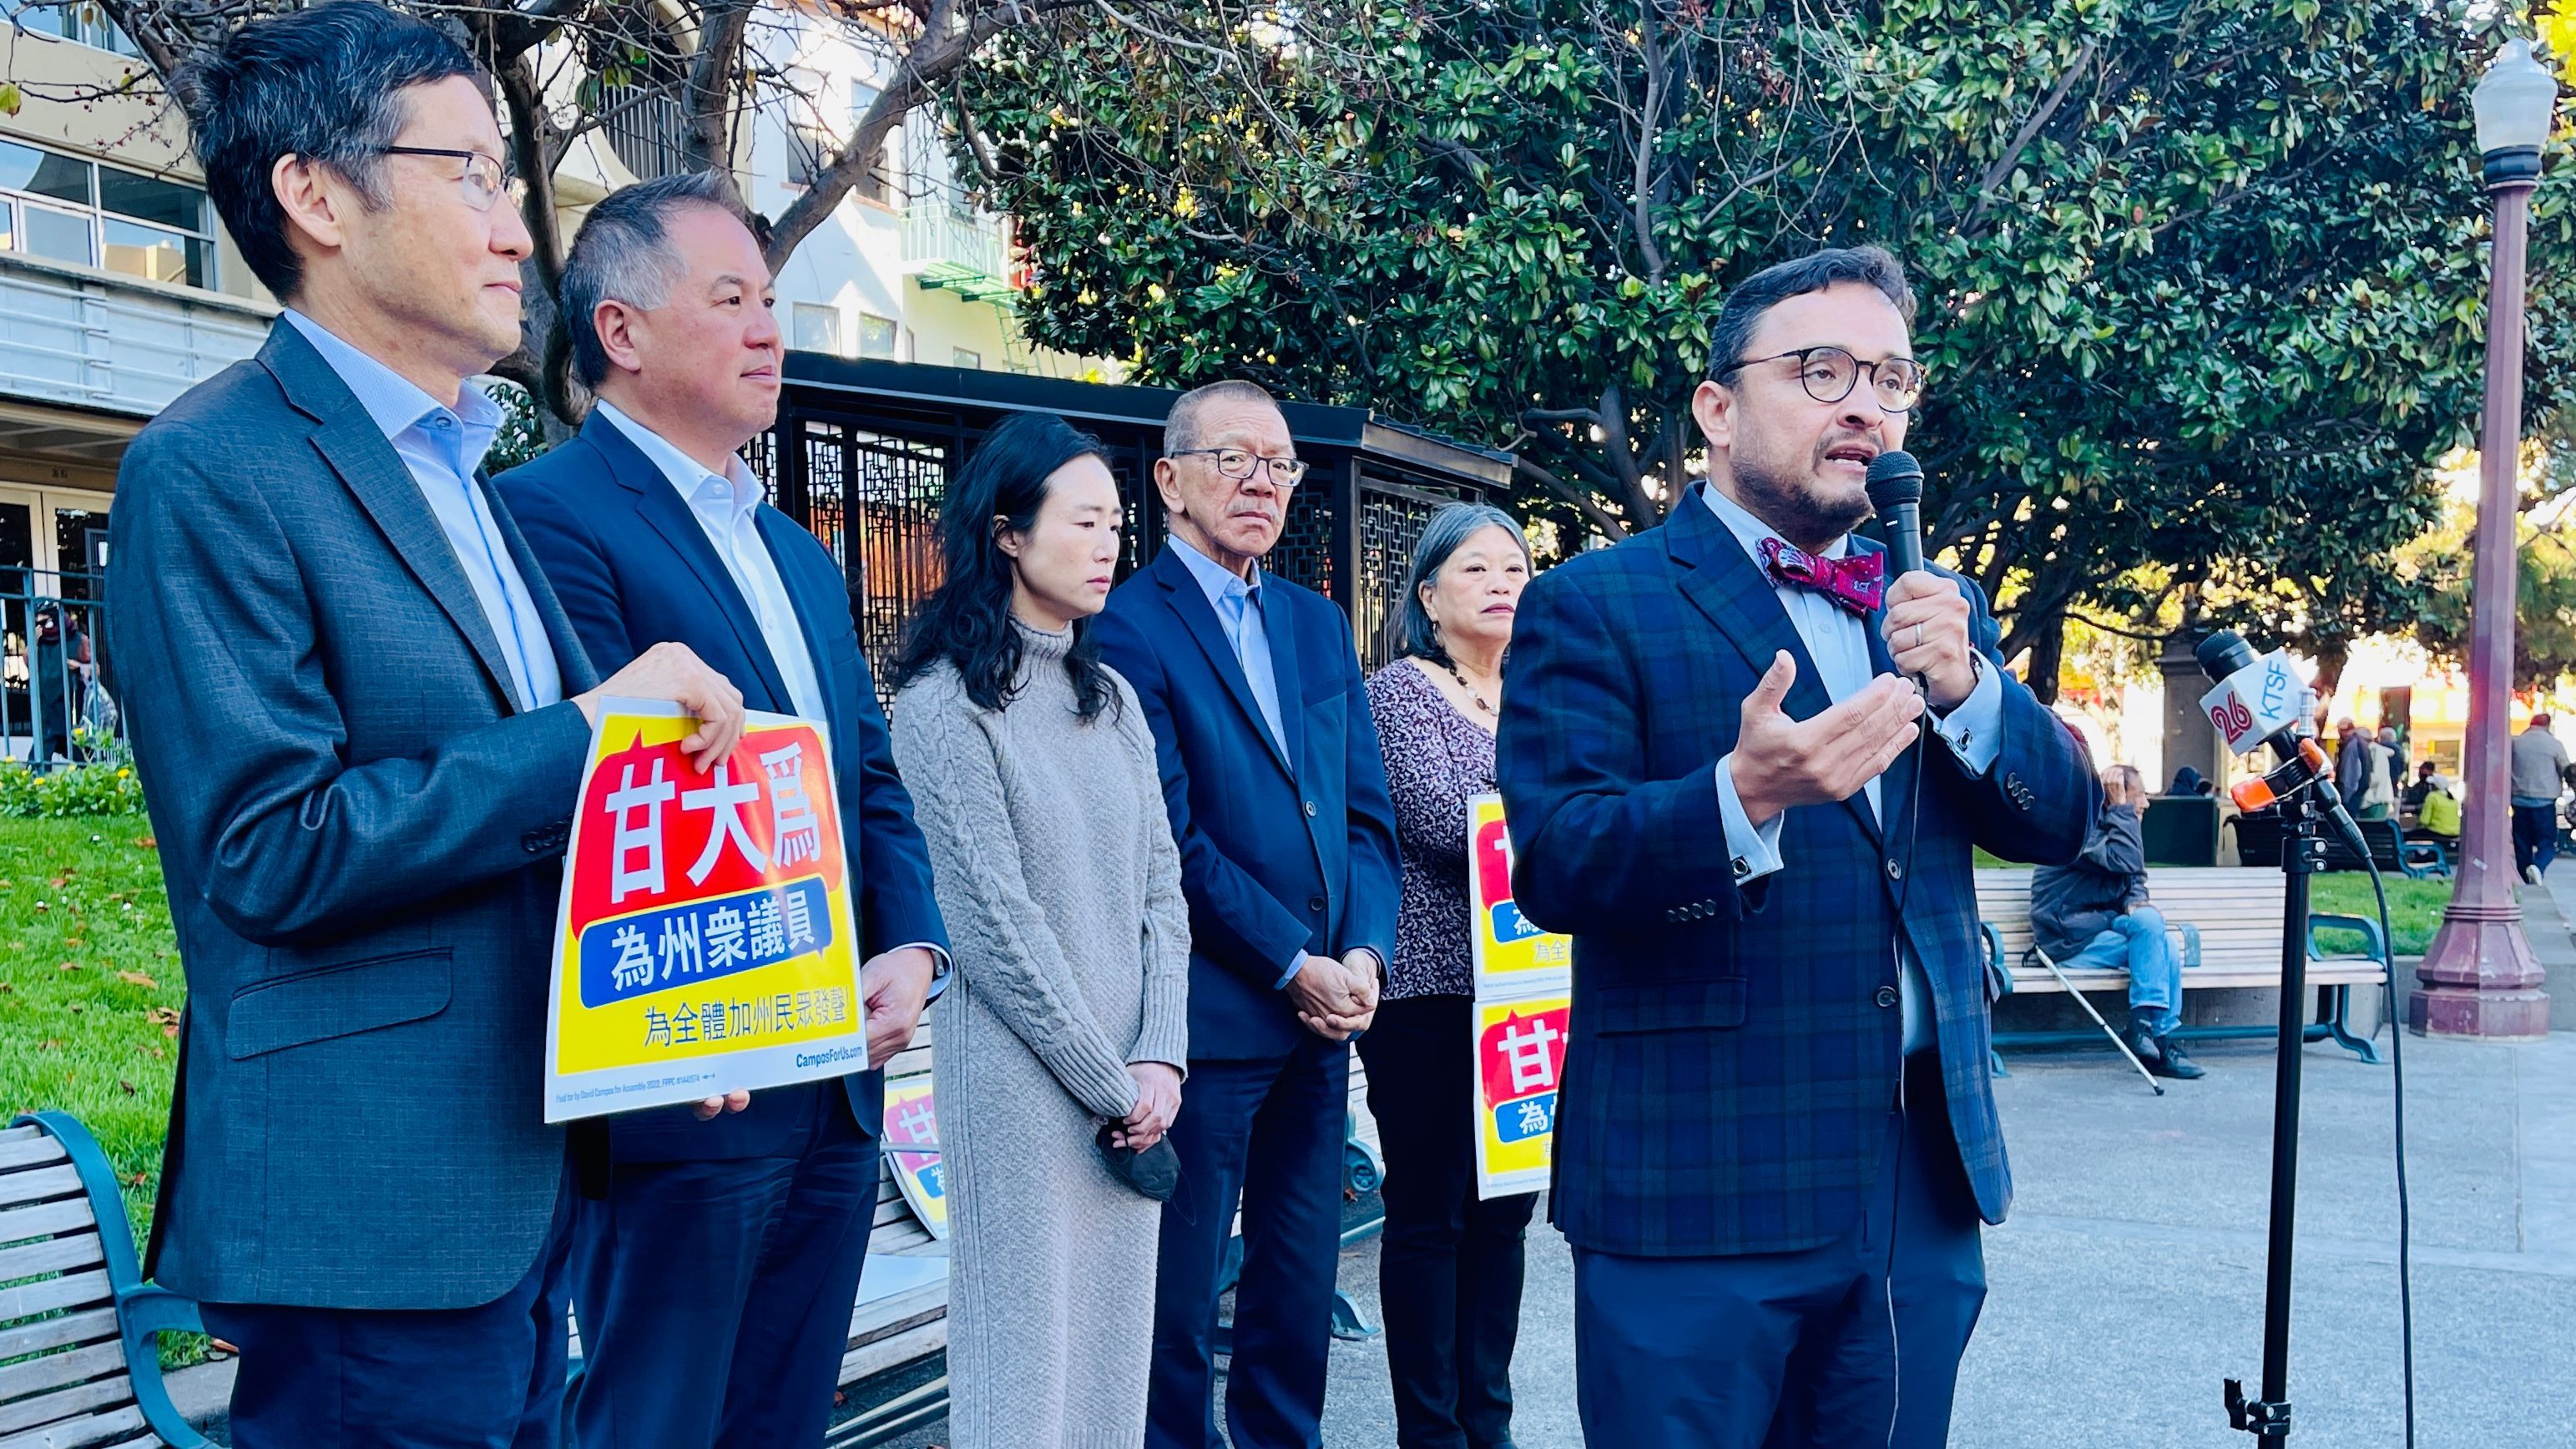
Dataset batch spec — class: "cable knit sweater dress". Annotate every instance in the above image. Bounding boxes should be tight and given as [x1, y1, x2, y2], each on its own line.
[888, 621, 1190, 1449]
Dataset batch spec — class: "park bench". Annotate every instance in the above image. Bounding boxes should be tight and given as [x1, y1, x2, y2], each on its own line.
[1976, 866, 2390, 1068]
[0, 1112, 208, 1449]
[2227, 810, 2447, 878]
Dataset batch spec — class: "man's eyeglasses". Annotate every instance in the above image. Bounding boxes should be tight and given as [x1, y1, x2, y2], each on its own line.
[375, 146, 513, 213]
[1170, 447, 1308, 488]
[1715, 346, 1927, 414]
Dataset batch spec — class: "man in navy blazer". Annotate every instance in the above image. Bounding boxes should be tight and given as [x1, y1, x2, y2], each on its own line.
[104, 12, 750, 1447]
[496, 175, 948, 1449]
[1497, 248, 2097, 1446]
[1095, 381, 1402, 1449]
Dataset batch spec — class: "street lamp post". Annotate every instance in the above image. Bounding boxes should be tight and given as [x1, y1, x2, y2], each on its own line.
[2416, 38, 2558, 1042]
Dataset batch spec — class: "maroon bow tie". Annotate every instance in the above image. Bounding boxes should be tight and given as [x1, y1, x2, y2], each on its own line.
[1759, 538, 1885, 615]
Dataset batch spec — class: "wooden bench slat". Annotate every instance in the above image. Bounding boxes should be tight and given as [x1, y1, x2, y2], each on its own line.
[0, 1168, 86, 1214]
[0, 1234, 105, 1287]
[0, 1348, 132, 1431]
[0, 1310, 117, 1363]
[0, 1270, 113, 1324]
[0, 1202, 99, 1251]
[0, 1137, 68, 1176]
[0, 1400, 147, 1449]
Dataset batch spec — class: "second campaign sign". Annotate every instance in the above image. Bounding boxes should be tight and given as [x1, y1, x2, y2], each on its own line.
[545, 700, 868, 1122]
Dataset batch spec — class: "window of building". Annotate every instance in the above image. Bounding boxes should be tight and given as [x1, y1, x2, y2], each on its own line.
[951, 347, 982, 370]
[0, 139, 216, 289]
[857, 313, 897, 359]
[792, 302, 843, 356]
[8, 0, 140, 55]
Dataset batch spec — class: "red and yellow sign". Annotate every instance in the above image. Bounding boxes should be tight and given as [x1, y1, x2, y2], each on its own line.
[1470, 994, 1570, 1196]
[1466, 793, 1573, 1199]
[1467, 793, 1570, 995]
[544, 702, 867, 1122]
[881, 1076, 948, 1239]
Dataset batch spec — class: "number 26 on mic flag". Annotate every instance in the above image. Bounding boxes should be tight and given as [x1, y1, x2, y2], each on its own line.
[543, 699, 870, 1122]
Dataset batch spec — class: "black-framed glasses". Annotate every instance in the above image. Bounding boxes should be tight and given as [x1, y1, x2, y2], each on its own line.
[1715, 345, 1927, 414]
[375, 146, 512, 213]
[1170, 447, 1308, 488]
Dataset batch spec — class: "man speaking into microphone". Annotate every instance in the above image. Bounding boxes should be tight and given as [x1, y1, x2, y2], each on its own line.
[1496, 245, 2097, 1447]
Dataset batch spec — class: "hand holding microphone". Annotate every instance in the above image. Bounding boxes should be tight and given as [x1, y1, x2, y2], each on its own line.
[1866, 451, 1978, 709]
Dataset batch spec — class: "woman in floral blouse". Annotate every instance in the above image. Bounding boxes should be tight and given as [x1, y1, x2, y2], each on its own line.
[1359, 502, 1537, 1449]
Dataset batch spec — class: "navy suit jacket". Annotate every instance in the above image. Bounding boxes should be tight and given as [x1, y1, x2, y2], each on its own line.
[496, 413, 947, 1159]
[1094, 545, 1401, 1061]
[105, 322, 603, 1309]
[1496, 487, 2097, 1258]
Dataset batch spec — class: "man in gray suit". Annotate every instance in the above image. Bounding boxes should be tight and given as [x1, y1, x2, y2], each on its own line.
[104, 6, 747, 1445]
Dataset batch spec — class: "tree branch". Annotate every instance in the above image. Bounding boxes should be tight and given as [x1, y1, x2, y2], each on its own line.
[1966, 37, 2099, 230]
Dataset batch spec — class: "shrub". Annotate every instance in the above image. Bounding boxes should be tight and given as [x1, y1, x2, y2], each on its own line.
[0, 762, 145, 817]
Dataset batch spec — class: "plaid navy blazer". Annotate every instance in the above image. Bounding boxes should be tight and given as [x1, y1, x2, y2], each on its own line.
[1495, 487, 2098, 1258]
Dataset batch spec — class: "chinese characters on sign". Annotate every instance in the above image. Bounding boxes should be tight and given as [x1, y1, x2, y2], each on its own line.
[545, 703, 869, 1122]
[881, 1076, 948, 1240]
[1464, 793, 1573, 1198]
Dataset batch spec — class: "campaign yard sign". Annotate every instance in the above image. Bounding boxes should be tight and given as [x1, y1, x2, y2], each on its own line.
[881, 1076, 949, 1239]
[1470, 994, 1571, 1198]
[544, 701, 868, 1123]
[1466, 793, 1571, 997]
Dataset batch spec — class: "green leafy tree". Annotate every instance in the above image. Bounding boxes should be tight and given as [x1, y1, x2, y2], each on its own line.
[959, 0, 2573, 696]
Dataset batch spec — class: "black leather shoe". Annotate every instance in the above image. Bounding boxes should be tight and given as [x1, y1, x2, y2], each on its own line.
[2148, 1035, 2207, 1079]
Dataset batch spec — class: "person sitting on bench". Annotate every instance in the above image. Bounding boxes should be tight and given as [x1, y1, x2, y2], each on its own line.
[2030, 765, 2205, 1080]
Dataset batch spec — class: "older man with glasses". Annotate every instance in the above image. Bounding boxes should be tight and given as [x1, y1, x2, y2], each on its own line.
[1095, 381, 1402, 1449]
[104, 7, 745, 1445]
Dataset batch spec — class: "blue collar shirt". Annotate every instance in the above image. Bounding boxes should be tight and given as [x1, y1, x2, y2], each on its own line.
[1165, 531, 1290, 760]
[282, 310, 562, 713]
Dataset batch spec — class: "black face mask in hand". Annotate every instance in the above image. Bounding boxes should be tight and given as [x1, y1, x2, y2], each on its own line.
[1095, 1123, 1179, 1202]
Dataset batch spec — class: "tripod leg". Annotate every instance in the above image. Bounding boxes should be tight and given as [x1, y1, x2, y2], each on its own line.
[2035, 947, 2165, 1096]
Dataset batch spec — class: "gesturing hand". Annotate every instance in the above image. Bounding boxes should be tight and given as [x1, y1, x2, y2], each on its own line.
[577, 640, 749, 772]
[1114, 1062, 1183, 1149]
[1730, 651, 1924, 827]
[1881, 571, 1978, 710]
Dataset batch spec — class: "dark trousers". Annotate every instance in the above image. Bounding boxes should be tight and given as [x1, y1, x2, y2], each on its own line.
[1357, 994, 1538, 1449]
[205, 1162, 577, 1449]
[1570, 1056, 1987, 1449]
[1148, 1033, 1351, 1449]
[568, 1083, 880, 1449]
[2513, 804, 2559, 876]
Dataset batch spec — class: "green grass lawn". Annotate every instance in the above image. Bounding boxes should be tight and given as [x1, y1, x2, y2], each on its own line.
[0, 815, 183, 1244]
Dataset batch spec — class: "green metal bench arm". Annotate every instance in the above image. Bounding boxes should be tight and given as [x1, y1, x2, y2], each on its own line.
[13, 1109, 213, 1449]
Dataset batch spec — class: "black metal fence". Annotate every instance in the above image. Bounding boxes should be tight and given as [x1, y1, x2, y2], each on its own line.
[757, 357, 1515, 696]
[3, 572, 118, 771]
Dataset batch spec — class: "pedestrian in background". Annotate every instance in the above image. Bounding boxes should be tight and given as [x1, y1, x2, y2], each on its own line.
[2511, 714, 2570, 883]
[1360, 502, 1539, 1449]
[2029, 765, 2202, 1080]
[891, 410, 1191, 1446]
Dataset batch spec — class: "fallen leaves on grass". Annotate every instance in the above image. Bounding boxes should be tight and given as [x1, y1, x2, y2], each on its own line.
[145, 1007, 180, 1037]
[57, 961, 79, 972]
[117, 971, 156, 989]
[118, 1079, 136, 1095]
[131, 836, 154, 850]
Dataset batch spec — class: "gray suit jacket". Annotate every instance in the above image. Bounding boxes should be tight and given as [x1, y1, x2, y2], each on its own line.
[105, 321, 603, 1310]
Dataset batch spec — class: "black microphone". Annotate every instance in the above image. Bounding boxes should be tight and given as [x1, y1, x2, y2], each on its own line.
[1864, 451, 1925, 578]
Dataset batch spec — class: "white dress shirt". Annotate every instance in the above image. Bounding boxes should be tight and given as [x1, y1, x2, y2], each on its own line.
[283, 310, 562, 711]
[593, 401, 949, 991]
[593, 401, 827, 724]
[1701, 484, 2003, 1054]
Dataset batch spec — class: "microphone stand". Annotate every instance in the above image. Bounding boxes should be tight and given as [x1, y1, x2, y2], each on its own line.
[2225, 781, 2324, 1441]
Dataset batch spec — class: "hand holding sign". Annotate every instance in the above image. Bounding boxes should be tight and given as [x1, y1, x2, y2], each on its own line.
[576, 642, 748, 772]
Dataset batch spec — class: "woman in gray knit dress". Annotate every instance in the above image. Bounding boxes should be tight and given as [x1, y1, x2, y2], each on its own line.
[887, 411, 1190, 1448]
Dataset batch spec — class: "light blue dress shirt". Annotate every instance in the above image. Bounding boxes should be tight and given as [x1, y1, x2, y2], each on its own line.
[282, 310, 562, 712]
[1702, 484, 2003, 1054]
[1166, 532, 1290, 757]
[1166, 533, 1351, 992]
